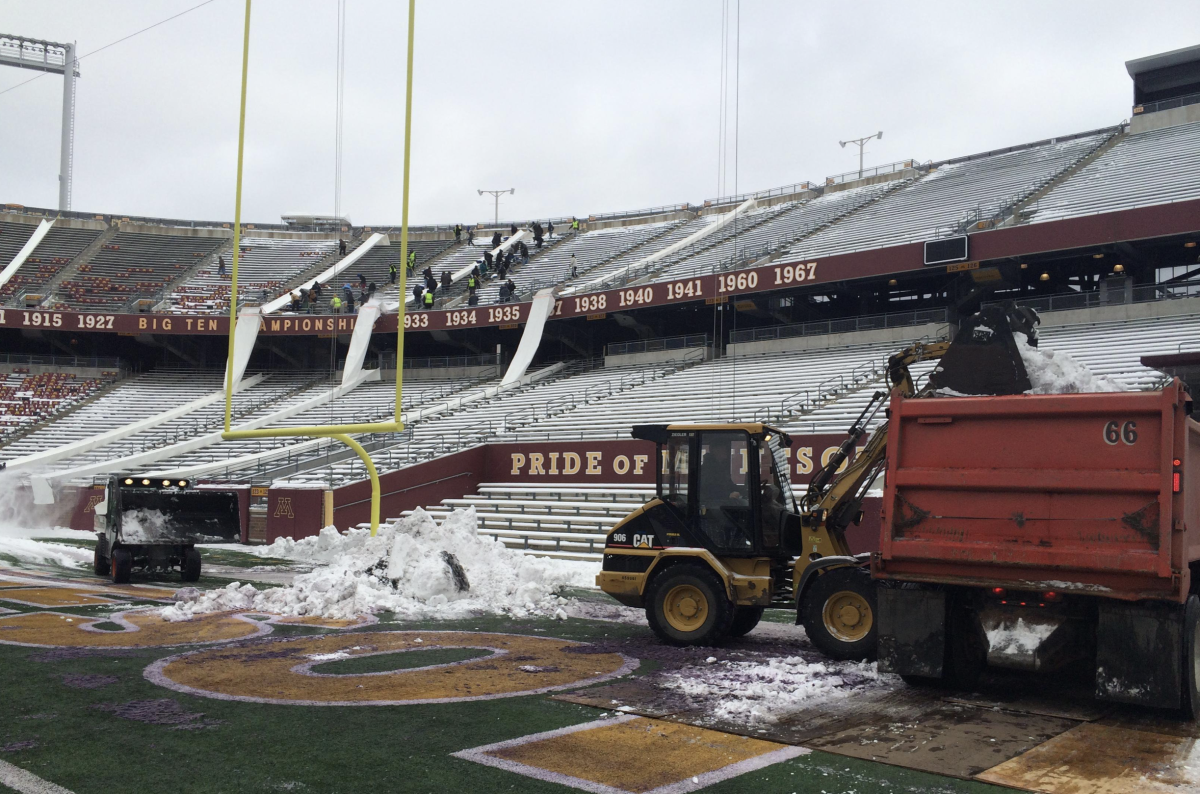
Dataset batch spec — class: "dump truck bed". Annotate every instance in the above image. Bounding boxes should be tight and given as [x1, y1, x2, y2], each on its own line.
[876, 380, 1199, 602]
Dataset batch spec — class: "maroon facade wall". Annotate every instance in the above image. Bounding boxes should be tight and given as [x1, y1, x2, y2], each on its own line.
[264, 488, 325, 544]
[331, 446, 486, 531]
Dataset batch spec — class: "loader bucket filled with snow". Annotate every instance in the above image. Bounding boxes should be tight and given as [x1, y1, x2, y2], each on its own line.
[117, 488, 241, 544]
[927, 303, 1039, 396]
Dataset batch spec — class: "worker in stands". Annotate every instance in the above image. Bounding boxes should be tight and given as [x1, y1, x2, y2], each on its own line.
[389, 262, 398, 285]
[408, 250, 417, 274]
[330, 294, 342, 314]
[454, 223, 462, 242]
[440, 271, 451, 291]
[571, 217, 579, 234]
[423, 289, 435, 309]
[571, 254, 578, 279]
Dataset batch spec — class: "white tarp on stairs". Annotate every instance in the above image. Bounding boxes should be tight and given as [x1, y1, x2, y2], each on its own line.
[0, 219, 54, 291]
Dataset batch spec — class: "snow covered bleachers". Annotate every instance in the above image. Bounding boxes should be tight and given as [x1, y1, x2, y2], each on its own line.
[56, 231, 225, 310]
[6, 370, 320, 471]
[0, 370, 115, 442]
[0, 221, 102, 301]
[650, 185, 897, 284]
[403, 483, 656, 561]
[566, 217, 712, 288]
[341, 238, 455, 302]
[168, 237, 336, 313]
[470, 223, 677, 304]
[787, 131, 1113, 261]
[1028, 121, 1200, 224]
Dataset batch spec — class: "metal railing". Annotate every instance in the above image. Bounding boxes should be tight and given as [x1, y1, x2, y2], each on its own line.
[589, 203, 693, 223]
[703, 181, 815, 208]
[983, 282, 1200, 314]
[379, 353, 500, 370]
[825, 159, 918, 186]
[0, 352, 124, 370]
[606, 334, 709, 356]
[730, 308, 949, 345]
[1134, 91, 1200, 117]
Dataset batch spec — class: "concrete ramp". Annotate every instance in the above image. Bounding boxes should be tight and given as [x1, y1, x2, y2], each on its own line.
[0, 218, 54, 290]
[501, 287, 558, 386]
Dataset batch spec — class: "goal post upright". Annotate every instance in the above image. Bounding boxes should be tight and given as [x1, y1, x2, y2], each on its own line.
[220, 0, 418, 537]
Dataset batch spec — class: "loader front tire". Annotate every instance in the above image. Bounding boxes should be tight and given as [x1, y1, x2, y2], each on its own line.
[801, 566, 877, 661]
[182, 547, 202, 583]
[647, 565, 734, 647]
[110, 549, 132, 585]
[729, 607, 765, 638]
[93, 544, 109, 577]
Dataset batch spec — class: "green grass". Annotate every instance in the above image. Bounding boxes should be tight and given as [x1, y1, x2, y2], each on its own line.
[0, 611, 1010, 794]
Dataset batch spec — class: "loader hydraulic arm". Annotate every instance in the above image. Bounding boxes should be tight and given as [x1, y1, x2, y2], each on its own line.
[802, 340, 950, 534]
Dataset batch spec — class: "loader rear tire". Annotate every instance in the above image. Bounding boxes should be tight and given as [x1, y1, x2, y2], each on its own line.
[646, 565, 734, 647]
[729, 607, 765, 638]
[93, 544, 109, 577]
[110, 549, 132, 585]
[801, 566, 877, 661]
[1182, 595, 1200, 721]
[182, 548, 201, 583]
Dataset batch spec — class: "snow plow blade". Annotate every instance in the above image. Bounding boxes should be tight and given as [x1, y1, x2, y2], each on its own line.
[927, 303, 1038, 396]
[119, 488, 241, 543]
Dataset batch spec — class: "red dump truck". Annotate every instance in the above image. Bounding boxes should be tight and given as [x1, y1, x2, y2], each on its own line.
[874, 379, 1200, 715]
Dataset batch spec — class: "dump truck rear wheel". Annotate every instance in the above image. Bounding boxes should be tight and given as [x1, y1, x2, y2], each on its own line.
[93, 544, 109, 577]
[1183, 595, 1200, 721]
[729, 607, 765, 638]
[646, 565, 733, 647]
[182, 548, 201, 583]
[801, 567, 877, 661]
[110, 549, 132, 585]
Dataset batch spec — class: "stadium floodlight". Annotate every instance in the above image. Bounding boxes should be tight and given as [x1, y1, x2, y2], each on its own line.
[838, 131, 883, 179]
[0, 34, 80, 211]
[478, 188, 514, 226]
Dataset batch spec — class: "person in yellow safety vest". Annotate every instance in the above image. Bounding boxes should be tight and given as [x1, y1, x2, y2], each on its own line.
[423, 289, 435, 308]
[467, 274, 477, 293]
[331, 294, 342, 313]
[389, 262, 398, 285]
[571, 217, 580, 234]
[408, 250, 417, 273]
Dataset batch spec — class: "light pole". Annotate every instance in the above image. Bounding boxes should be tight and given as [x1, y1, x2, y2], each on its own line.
[478, 188, 514, 226]
[839, 131, 882, 178]
[0, 35, 80, 211]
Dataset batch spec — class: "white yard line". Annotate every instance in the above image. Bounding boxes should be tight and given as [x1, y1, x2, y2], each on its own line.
[0, 759, 75, 794]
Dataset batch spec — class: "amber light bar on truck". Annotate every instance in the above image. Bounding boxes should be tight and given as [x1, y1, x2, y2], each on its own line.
[121, 478, 189, 489]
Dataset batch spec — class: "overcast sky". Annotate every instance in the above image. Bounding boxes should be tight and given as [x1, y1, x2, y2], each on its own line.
[2, 1, 1198, 226]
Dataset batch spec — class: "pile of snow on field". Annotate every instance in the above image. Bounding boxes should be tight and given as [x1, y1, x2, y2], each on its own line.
[662, 656, 895, 725]
[1016, 334, 1124, 394]
[163, 507, 595, 622]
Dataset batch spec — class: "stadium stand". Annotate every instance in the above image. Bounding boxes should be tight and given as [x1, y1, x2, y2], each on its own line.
[168, 237, 335, 313]
[786, 130, 1116, 260]
[649, 184, 899, 283]
[54, 230, 226, 310]
[1027, 121, 1200, 223]
[0, 369, 116, 442]
[0, 221, 103, 301]
[347, 237, 455, 302]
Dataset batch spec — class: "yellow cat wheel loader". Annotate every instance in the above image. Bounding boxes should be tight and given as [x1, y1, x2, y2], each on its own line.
[596, 303, 1040, 659]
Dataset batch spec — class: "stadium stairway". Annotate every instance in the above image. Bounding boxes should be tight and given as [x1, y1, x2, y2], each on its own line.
[397, 482, 657, 562]
[23, 224, 119, 308]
